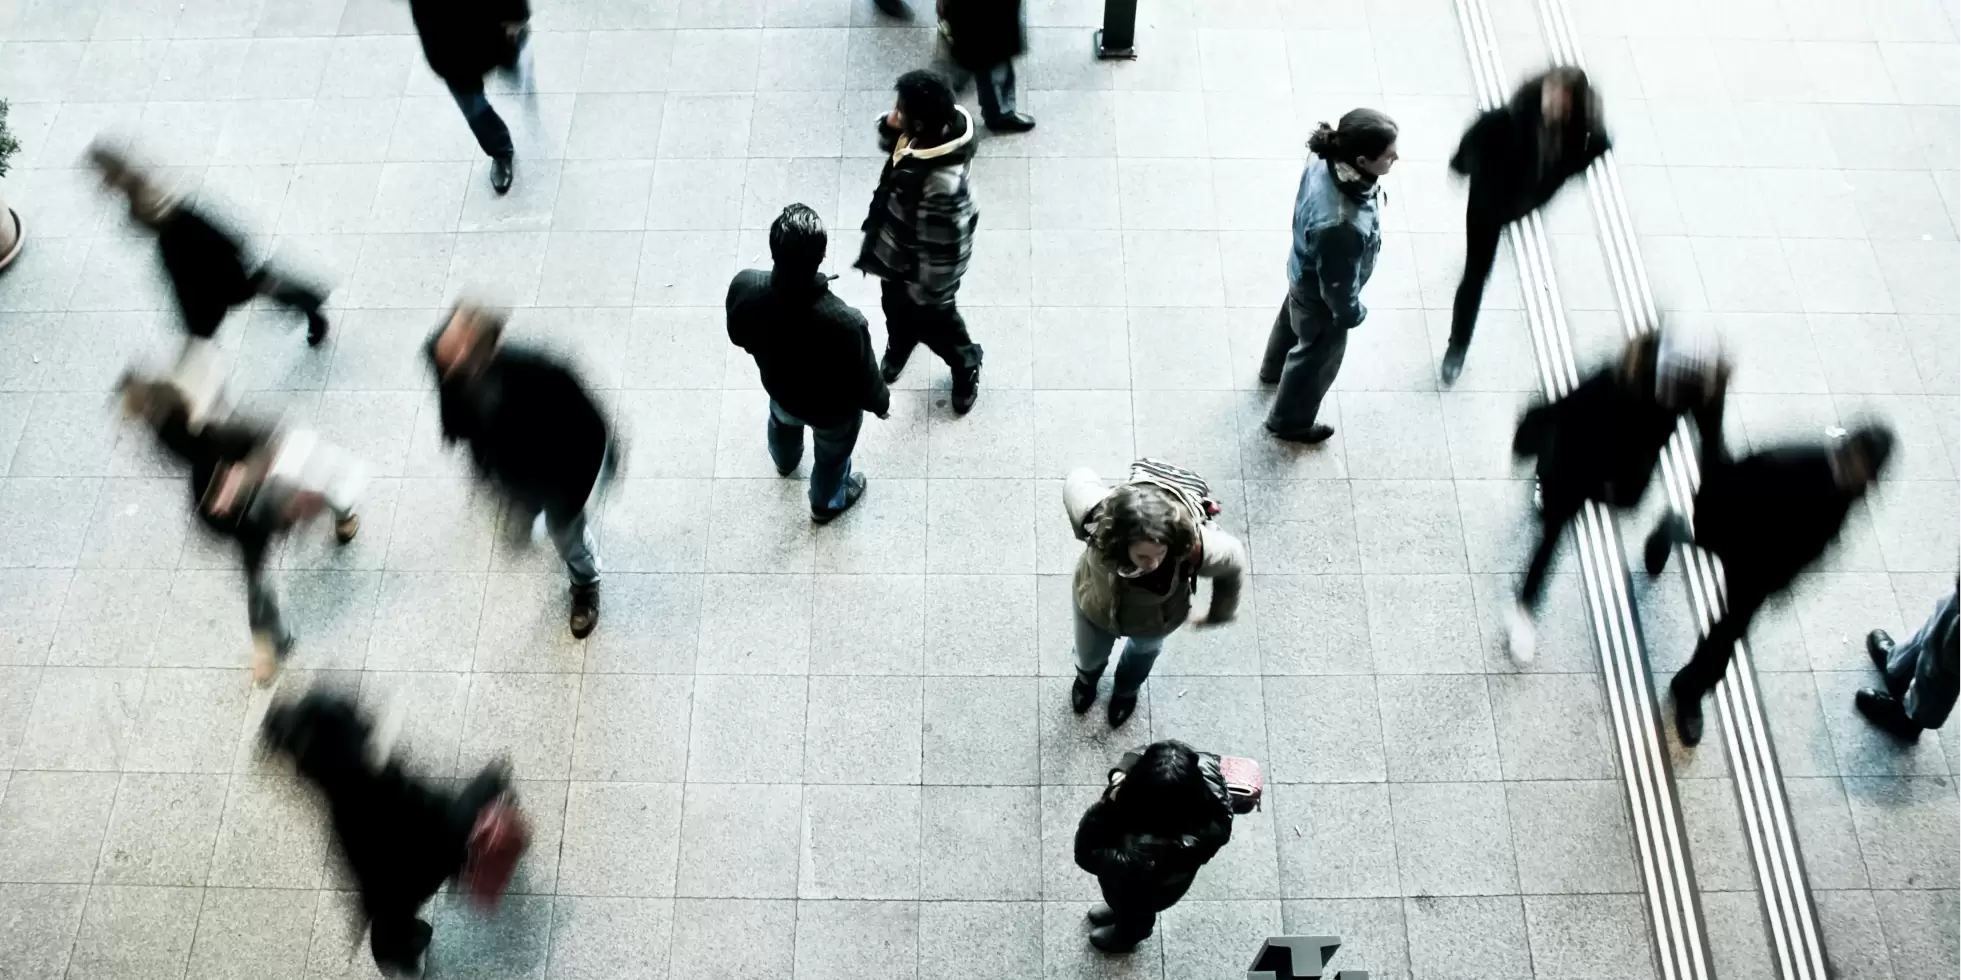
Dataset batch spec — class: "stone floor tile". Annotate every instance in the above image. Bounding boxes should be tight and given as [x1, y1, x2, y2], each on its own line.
[1521, 894, 1658, 980]
[1376, 674, 1503, 782]
[1845, 776, 1960, 890]
[794, 900, 918, 980]
[65, 884, 203, 980]
[668, 898, 797, 980]
[0, 883, 88, 980]
[799, 784, 920, 900]
[207, 772, 331, 889]
[1505, 781, 1640, 895]
[557, 781, 683, 897]
[1263, 674, 1388, 783]
[674, 783, 802, 899]
[1403, 895, 1532, 980]
[1391, 781, 1519, 896]
[544, 896, 672, 980]
[569, 674, 693, 782]
[919, 784, 1041, 900]
[1875, 889, 1961, 980]
[922, 675, 1039, 784]
[1161, 900, 1282, 980]
[1275, 782, 1401, 899]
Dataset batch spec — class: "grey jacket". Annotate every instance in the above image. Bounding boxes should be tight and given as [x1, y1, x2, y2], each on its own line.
[1285, 157, 1381, 330]
[1063, 469, 1248, 639]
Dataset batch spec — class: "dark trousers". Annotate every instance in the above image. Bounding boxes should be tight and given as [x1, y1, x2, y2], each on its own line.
[368, 765, 510, 974]
[976, 61, 1018, 121]
[1450, 200, 1507, 350]
[447, 79, 514, 159]
[1260, 285, 1346, 434]
[1674, 575, 1774, 700]
[880, 279, 983, 374]
[1519, 491, 1585, 612]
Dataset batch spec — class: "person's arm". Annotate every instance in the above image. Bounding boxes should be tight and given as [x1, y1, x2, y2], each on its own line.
[1690, 367, 1730, 472]
[1449, 110, 1505, 178]
[907, 174, 977, 306]
[875, 113, 902, 154]
[490, 0, 530, 28]
[1193, 524, 1246, 624]
[854, 308, 892, 418]
[1063, 468, 1109, 541]
[1074, 800, 1145, 877]
[1312, 223, 1369, 329]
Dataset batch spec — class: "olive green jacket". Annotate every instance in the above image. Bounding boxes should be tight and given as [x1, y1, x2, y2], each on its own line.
[1063, 468, 1247, 638]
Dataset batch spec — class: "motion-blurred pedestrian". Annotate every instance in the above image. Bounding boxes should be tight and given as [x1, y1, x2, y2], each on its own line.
[728, 204, 889, 522]
[1442, 67, 1609, 385]
[1509, 329, 1727, 664]
[1260, 109, 1399, 445]
[859, 70, 985, 414]
[427, 304, 614, 638]
[1074, 740, 1235, 953]
[1649, 424, 1894, 745]
[1857, 586, 1959, 742]
[1064, 461, 1246, 727]
[408, 0, 533, 193]
[89, 144, 329, 346]
[938, 0, 1036, 133]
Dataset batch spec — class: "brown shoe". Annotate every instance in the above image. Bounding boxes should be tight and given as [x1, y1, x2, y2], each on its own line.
[569, 585, 599, 639]
[335, 513, 360, 544]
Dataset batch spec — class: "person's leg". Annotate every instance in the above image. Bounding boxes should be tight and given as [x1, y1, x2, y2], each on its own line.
[245, 566, 292, 683]
[912, 294, 984, 411]
[978, 60, 1031, 130]
[1258, 291, 1302, 384]
[807, 411, 864, 513]
[1447, 200, 1505, 365]
[445, 78, 515, 159]
[1105, 633, 1165, 727]
[545, 505, 602, 638]
[1266, 293, 1347, 438]
[368, 912, 434, 976]
[1510, 493, 1582, 666]
[1671, 583, 1766, 745]
[766, 401, 806, 478]
[879, 279, 923, 380]
[1899, 592, 1960, 729]
[1074, 606, 1120, 678]
[248, 267, 331, 344]
[1089, 904, 1156, 951]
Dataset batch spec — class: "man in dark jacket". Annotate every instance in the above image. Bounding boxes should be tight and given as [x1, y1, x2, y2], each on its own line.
[1858, 587, 1959, 742]
[1509, 329, 1727, 666]
[858, 70, 985, 414]
[427, 304, 613, 637]
[90, 144, 329, 345]
[408, 0, 532, 193]
[728, 204, 890, 523]
[1443, 67, 1609, 385]
[939, 0, 1036, 133]
[1648, 425, 1894, 746]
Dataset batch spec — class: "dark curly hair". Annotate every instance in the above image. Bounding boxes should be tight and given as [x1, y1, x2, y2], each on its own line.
[894, 69, 957, 137]
[1089, 483, 1197, 571]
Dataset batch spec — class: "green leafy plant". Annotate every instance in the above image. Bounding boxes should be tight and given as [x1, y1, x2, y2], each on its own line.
[0, 100, 19, 181]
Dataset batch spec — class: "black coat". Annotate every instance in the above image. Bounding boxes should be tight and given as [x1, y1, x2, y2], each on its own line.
[427, 339, 611, 517]
[1513, 365, 1724, 515]
[1073, 756, 1234, 913]
[1451, 72, 1611, 226]
[157, 207, 257, 338]
[158, 413, 285, 575]
[408, 0, 530, 85]
[1692, 446, 1854, 594]
[942, 0, 1025, 70]
[727, 269, 890, 429]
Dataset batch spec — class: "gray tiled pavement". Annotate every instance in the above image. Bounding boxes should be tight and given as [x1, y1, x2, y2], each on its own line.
[0, 0, 1951, 978]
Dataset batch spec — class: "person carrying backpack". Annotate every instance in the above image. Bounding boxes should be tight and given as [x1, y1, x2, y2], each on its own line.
[1063, 461, 1247, 727]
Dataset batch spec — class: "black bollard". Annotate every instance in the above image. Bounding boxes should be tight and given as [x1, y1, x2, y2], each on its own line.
[1094, 0, 1138, 59]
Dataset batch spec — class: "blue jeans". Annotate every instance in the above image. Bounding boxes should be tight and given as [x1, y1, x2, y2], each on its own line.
[1889, 590, 1959, 728]
[766, 401, 862, 511]
[447, 81, 514, 158]
[1073, 607, 1167, 696]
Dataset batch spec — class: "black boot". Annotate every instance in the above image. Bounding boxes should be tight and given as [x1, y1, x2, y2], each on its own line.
[1089, 923, 1149, 953]
[1645, 515, 1688, 577]
[490, 154, 515, 194]
[1867, 629, 1896, 671]
[880, 346, 910, 384]
[1071, 669, 1100, 714]
[1086, 904, 1116, 927]
[1440, 341, 1467, 386]
[1107, 689, 1138, 728]
[951, 363, 981, 414]
[1670, 673, 1704, 747]
[569, 584, 599, 639]
[1855, 689, 1924, 741]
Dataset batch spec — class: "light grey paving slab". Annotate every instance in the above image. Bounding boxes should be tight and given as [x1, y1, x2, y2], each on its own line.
[185, 886, 316, 980]
[1275, 782, 1402, 899]
[1403, 894, 1533, 980]
[1391, 781, 1519, 896]
[1376, 674, 1503, 782]
[921, 675, 1039, 784]
[919, 784, 1041, 900]
[667, 898, 797, 980]
[568, 673, 693, 782]
[1875, 889, 1961, 980]
[544, 896, 673, 980]
[798, 784, 920, 900]
[557, 781, 684, 898]
[794, 899, 918, 980]
[674, 783, 802, 899]
[0, 882, 88, 980]
[0, 769, 121, 884]
[65, 884, 203, 980]
[206, 772, 331, 889]
[1522, 894, 1658, 980]
[685, 673, 807, 784]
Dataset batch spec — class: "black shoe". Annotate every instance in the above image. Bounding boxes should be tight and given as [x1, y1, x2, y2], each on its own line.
[1644, 526, 1672, 578]
[1071, 670, 1100, 714]
[872, 0, 913, 17]
[1087, 904, 1117, 927]
[569, 585, 598, 639]
[1440, 342, 1467, 386]
[1670, 675, 1704, 747]
[1867, 629, 1896, 671]
[812, 473, 868, 524]
[306, 311, 330, 347]
[1107, 689, 1138, 728]
[1088, 924, 1147, 954]
[1855, 688, 1923, 742]
[951, 365, 981, 414]
[879, 347, 909, 384]
[1257, 370, 1280, 385]
[1266, 422, 1334, 445]
[490, 154, 514, 195]
[985, 111, 1036, 133]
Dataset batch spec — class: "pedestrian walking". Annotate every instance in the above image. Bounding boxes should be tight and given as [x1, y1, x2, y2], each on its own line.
[1260, 109, 1399, 445]
[1509, 329, 1727, 664]
[728, 204, 890, 522]
[1442, 67, 1609, 385]
[426, 303, 614, 638]
[1857, 586, 1959, 742]
[1064, 462, 1246, 727]
[89, 144, 329, 345]
[1648, 425, 1894, 745]
[1074, 740, 1236, 953]
[408, 0, 533, 194]
[858, 70, 985, 414]
[938, 0, 1036, 133]
[121, 373, 365, 683]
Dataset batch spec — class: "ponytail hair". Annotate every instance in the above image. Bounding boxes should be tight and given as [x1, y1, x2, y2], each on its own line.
[1307, 108, 1400, 165]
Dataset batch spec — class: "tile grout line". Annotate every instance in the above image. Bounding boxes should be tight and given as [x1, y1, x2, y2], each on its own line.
[1533, 0, 1837, 977]
[1450, 1, 1717, 980]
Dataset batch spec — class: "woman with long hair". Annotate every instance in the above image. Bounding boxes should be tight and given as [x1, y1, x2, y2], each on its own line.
[1073, 740, 1236, 952]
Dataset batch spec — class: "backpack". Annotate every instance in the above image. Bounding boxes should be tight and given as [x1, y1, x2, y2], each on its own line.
[1075, 458, 1222, 541]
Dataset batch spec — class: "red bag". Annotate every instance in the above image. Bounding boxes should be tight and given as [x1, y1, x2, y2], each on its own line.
[460, 796, 530, 908]
[1219, 755, 1263, 814]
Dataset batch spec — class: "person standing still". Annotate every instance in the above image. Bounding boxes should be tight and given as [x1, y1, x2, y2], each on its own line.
[727, 204, 891, 522]
[409, 0, 533, 194]
[1260, 109, 1399, 445]
[858, 70, 986, 414]
[1074, 741, 1236, 953]
[938, 0, 1036, 133]
[1442, 67, 1608, 385]
[1857, 587, 1960, 742]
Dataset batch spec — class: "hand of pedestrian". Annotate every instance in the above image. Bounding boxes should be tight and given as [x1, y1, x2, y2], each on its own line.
[503, 21, 525, 37]
[875, 409, 891, 420]
[885, 108, 904, 130]
[1189, 613, 1214, 629]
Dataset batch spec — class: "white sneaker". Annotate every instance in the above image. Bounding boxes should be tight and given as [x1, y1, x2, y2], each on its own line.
[1506, 603, 1537, 667]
